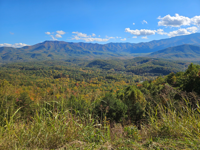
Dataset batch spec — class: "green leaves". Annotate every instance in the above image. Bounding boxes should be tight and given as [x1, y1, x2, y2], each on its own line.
[94, 93, 127, 123]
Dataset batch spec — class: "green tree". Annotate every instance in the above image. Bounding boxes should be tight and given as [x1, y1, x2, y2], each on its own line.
[94, 93, 127, 126]
[123, 86, 147, 126]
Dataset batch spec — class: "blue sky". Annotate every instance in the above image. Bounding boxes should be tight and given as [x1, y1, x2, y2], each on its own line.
[0, 0, 200, 47]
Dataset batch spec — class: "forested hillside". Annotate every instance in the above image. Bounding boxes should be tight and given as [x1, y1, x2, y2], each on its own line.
[149, 44, 200, 61]
[1, 60, 200, 149]
[86, 57, 190, 75]
[1, 57, 190, 77]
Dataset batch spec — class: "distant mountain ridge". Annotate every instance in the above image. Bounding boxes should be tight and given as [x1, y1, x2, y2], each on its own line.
[148, 44, 200, 61]
[0, 33, 200, 62]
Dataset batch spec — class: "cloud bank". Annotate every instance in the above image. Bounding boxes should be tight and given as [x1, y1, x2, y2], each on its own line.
[168, 26, 198, 37]
[0, 43, 29, 48]
[72, 32, 115, 42]
[158, 14, 200, 27]
[125, 28, 156, 36]
[121, 38, 126, 41]
[141, 36, 148, 39]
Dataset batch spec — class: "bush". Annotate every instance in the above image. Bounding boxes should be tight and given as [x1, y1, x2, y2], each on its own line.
[67, 95, 89, 116]
[94, 93, 127, 125]
[15, 92, 35, 120]
[124, 125, 141, 141]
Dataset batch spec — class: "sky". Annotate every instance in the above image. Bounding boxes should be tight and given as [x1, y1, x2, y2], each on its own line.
[0, 0, 200, 48]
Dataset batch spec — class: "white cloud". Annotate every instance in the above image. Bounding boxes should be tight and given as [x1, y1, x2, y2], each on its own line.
[168, 28, 190, 37]
[125, 28, 156, 36]
[72, 31, 88, 37]
[72, 36, 81, 40]
[158, 14, 191, 27]
[50, 35, 57, 40]
[55, 34, 62, 38]
[56, 30, 65, 35]
[121, 38, 126, 41]
[109, 37, 115, 39]
[167, 26, 198, 37]
[187, 26, 198, 33]
[141, 36, 148, 39]
[71, 31, 114, 42]
[0, 43, 29, 48]
[0, 43, 12, 47]
[45, 32, 51, 35]
[105, 35, 115, 39]
[156, 29, 167, 35]
[124, 14, 200, 39]
[82, 37, 111, 42]
[142, 20, 148, 24]
[45, 30, 66, 40]
[98, 35, 101, 37]
[191, 16, 200, 26]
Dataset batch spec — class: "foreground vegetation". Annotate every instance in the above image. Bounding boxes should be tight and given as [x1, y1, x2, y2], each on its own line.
[0, 60, 200, 149]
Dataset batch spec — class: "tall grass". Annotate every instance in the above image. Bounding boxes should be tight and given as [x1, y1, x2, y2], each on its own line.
[1, 84, 200, 149]
[0, 88, 111, 149]
[142, 99, 200, 149]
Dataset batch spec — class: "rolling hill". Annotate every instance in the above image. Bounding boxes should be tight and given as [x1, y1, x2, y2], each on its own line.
[148, 44, 200, 61]
[85, 57, 190, 75]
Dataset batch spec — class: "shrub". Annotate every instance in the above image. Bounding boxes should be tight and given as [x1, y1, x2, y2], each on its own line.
[124, 125, 141, 141]
[94, 93, 127, 125]
[15, 92, 35, 120]
[67, 95, 89, 116]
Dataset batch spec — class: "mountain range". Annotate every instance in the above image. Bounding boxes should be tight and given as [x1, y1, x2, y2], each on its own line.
[0, 33, 200, 62]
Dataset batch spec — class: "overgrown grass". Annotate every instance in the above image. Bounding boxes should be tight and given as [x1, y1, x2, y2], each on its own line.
[0, 83, 200, 149]
[1, 96, 200, 149]
[141, 99, 200, 149]
[0, 90, 112, 149]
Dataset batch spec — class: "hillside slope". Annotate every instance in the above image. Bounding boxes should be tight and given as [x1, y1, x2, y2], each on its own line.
[86, 57, 190, 75]
[149, 44, 200, 61]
